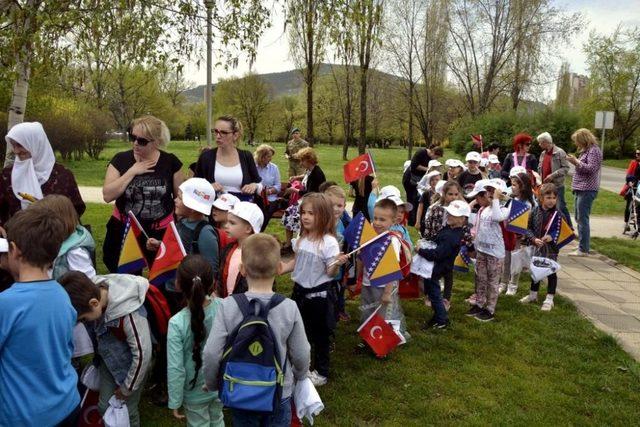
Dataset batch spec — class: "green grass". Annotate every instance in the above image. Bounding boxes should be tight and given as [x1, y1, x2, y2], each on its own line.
[80, 202, 640, 426]
[592, 237, 640, 272]
[562, 181, 625, 217]
[603, 159, 632, 170]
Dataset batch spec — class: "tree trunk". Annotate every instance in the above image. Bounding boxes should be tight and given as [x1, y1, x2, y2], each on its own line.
[306, 68, 314, 146]
[358, 66, 368, 155]
[407, 80, 414, 160]
[305, 2, 315, 146]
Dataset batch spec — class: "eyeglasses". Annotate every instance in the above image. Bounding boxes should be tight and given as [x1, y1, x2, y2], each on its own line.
[635, 152, 640, 156]
[129, 133, 152, 146]
[213, 128, 234, 136]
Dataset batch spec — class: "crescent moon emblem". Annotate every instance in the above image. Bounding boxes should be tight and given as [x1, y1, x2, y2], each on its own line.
[358, 160, 369, 172]
[157, 242, 166, 260]
[83, 405, 100, 424]
[370, 325, 383, 340]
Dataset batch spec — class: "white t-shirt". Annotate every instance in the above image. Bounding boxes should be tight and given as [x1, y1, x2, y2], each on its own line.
[362, 235, 401, 287]
[470, 199, 509, 259]
[214, 162, 243, 193]
[291, 234, 340, 292]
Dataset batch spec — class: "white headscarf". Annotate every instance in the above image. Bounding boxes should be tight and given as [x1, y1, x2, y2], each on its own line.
[5, 122, 55, 209]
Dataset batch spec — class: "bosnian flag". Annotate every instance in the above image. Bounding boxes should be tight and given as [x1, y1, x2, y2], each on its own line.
[148, 222, 186, 286]
[357, 312, 402, 358]
[343, 212, 378, 252]
[360, 233, 403, 287]
[343, 153, 375, 183]
[547, 212, 575, 249]
[506, 199, 531, 235]
[117, 220, 147, 273]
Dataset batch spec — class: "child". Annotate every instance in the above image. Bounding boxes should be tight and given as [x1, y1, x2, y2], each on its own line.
[444, 158, 465, 181]
[458, 151, 485, 196]
[167, 254, 223, 426]
[211, 193, 239, 249]
[500, 172, 535, 296]
[35, 194, 96, 280]
[520, 183, 561, 311]
[281, 193, 347, 386]
[360, 198, 409, 340]
[203, 234, 310, 426]
[418, 200, 471, 329]
[415, 170, 442, 232]
[422, 180, 472, 310]
[375, 185, 414, 246]
[217, 201, 264, 297]
[487, 154, 502, 179]
[59, 271, 152, 427]
[0, 207, 79, 426]
[466, 179, 509, 322]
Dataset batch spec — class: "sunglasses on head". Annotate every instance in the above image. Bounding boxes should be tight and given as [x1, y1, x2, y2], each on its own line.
[128, 133, 152, 146]
[213, 128, 234, 136]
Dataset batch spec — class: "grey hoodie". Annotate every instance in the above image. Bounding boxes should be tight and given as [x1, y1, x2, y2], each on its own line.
[93, 274, 152, 396]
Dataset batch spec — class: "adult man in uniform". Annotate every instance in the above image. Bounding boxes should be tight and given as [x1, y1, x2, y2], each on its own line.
[285, 128, 309, 178]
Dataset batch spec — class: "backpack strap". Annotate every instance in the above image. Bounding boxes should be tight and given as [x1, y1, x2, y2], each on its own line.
[266, 294, 285, 314]
[191, 220, 209, 254]
[231, 294, 252, 318]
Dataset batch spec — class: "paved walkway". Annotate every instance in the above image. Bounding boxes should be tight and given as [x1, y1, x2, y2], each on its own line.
[559, 243, 640, 361]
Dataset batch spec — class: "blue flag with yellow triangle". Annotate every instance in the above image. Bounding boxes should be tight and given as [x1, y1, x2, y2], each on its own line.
[360, 233, 403, 287]
[343, 212, 377, 251]
[117, 220, 147, 273]
[506, 199, 531, 235]
[453, 246, 472, 273]
[547, 212, 575, 249]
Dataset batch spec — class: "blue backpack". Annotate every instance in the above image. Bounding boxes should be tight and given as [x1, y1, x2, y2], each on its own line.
[218, 294, 286, 413]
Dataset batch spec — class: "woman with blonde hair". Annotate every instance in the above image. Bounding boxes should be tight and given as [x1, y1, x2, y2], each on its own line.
[102, 115, 184, 272]
[254, 144, 281, 231]
[566, 128, 602, 256]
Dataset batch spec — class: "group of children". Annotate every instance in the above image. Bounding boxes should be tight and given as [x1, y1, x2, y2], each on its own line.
[0, 151, 566, 426]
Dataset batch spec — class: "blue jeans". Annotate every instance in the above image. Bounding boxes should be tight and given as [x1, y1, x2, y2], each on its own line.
[574, 190, 598, 253]
[424, 278, 447, 324]
[557, 185, 573, 228]
[231, 397, 292, 427]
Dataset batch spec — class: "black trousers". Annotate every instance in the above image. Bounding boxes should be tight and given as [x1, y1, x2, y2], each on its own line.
[531, 273, 557, 295]
[403, 181, 419, 224]
[299, 296, 333, 378]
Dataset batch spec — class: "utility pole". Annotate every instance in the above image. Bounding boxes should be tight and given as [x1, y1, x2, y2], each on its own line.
[205, 0, 213, 148]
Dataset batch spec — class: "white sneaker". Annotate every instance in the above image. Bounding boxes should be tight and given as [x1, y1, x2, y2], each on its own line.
[308, 370, 327, 387]
[568, 249, 588, 257]
[541, 300, 554, 311]
[505, 284, 518, 296]
[520, 295, 536, 304]
[498, 283, 507, 294]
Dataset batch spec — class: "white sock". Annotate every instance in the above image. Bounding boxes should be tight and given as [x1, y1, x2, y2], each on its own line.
[545, 294, 554, 303]
[529, 291, 538, 300]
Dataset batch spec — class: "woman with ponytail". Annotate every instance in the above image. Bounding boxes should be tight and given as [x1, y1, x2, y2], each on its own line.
[167, 255, 224, 426]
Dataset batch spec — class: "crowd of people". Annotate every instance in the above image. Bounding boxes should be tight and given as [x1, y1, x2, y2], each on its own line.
[0, 115, 609, 427]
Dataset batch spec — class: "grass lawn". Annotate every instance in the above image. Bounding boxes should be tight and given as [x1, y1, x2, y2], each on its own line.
[81, 201, 640, 426]
[603, 159, 632, 170]
[592, 237, 640, 272]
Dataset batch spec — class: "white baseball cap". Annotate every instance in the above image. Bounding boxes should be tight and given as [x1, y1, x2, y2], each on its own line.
[0, 238, 8, 253]
[479, 158, 489, 168]
[488, 154, 500, 164]
[425, 170, 442, 181]
[378, 185, 402, 200]
[229, 201, 264, 234]
[466, 179, 491, 198]
[485, 178, 508, 193]
[387, 195, 414, 212]
[444, 200, 471, 218]
[445, 159, 464, 168]
[435, 180, 446, 195]
[465, 151, 481, 162]
[212, 193, 240, 212]
[509, 166, 527, 177]
[428, 159, 442, 169]
[179, 178, 216, 216]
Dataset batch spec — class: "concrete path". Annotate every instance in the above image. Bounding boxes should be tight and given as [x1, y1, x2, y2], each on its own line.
[559, 243, 640, 361]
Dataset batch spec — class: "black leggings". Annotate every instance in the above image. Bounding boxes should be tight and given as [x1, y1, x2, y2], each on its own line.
[531, 273, 557, 295]
[625, 193, 635, 223]
[442, 270, 454, 301]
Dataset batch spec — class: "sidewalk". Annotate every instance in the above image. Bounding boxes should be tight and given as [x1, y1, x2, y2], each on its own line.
[559, 242, 640, 361]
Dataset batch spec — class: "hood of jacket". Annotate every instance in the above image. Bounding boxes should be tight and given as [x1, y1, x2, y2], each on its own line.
[93, 274, 149, 323]
[59, 225, 95, 257]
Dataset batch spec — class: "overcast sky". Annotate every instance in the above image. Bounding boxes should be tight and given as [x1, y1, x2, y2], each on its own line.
[183, 0, 640, 100]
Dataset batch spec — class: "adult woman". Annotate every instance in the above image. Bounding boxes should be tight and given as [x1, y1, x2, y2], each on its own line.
[254, 144, 281, 231]
[621, 149, 640, 233]
[501, 133, 538, 180]
[402, 146, 443, 224]
[194, 115, 262, 202]
[102, 115, 184, 272]
[567, 128, 602, 256]
[0, 122, 85, 224]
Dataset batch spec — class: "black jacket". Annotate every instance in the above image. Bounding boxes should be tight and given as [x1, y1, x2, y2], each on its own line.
[194, 147, 262, 187]
[418, 225, 464, 281]
[300, 165, 326, 194]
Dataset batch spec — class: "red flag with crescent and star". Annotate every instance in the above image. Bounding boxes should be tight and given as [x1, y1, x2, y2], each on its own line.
[148, 221, 186, 286]
[343, 153, 374, 183]
[357, 312, 402, 358]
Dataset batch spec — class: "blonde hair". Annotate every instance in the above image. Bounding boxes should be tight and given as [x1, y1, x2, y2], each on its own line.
[571, 128, 598, 151]
[299, 193, 335, 241]
[33, 195, 78, 236]
[323, 185, 346, 200]
[217, 115, 244, 141]
[241, 234, 281, 280]
[254, 144, 275, 164]
[294, 147, 318, 165]
[130, 115, 170, 147]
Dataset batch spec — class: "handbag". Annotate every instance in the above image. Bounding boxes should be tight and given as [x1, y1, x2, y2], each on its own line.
[529, 246, 561, 283]
[510, 246, 533, 276]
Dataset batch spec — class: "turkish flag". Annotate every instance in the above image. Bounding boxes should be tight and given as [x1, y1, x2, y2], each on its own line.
[358, 312, 401, 358]
[78, 389, 103, 427]
[148, 221, 186, 286]
[343, 153, 374, 183]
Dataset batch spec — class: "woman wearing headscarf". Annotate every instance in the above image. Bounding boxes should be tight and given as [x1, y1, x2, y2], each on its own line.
[0, 122, 85, 224]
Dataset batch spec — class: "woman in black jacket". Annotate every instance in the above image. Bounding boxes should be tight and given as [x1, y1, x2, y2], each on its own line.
[289, 147, 326, 194]
[194, 115, 262, 202]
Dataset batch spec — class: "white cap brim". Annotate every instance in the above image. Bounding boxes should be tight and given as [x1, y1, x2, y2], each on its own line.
[0, 238, 8, 253]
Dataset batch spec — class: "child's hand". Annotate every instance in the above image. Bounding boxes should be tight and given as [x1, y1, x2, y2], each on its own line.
[534, 238, 544, 247]
[542, 235, 553, 243]
[114, 387, 128, 401]
[381, 292, 392, 305]
[372, 178, 379, 189]
[334, 254, 349, 266]
[493, 187, 503, 200]
[146, 238, 160, 251]
[172, 409, 186, 420]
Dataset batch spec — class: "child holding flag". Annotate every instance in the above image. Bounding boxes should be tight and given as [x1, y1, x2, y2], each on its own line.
[519, 183, 564, 311]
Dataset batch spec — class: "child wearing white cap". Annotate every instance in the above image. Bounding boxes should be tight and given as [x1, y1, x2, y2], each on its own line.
[414, 170, 442, 234]
[217, 201, 264, 297]
[457, 152, 485, 196]
[211, 193, 240, 249]
[444, 159, 464, 181]
[487, 154, 501, 179]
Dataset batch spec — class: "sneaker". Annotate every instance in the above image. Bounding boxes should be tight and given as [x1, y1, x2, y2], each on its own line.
[466, 305, 483, 317]
[308, 370, 328, 387]
[541, 300, 554, 311]
[505, 284, 518, 296]
[568, 249, 588, 257]
[433, 320, 449, 330]
[443, 299, 451, 311]
[498, 283, 507, 294]
[519, 295, 536, 304]
[422, 317, 437, 330]
[474, 309, 495, 322]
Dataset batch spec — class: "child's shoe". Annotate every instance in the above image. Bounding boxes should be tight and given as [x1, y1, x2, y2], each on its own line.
[466, 305, 483, 317]
[432, 320, 449, 330]
[505, 284, 518, 296]
[308, 370, 328, 387]
[498, 283, 507, 294]
[519, 295, 536, 304]
[541, 300, 554, 311]
[474, 309, 495, 322]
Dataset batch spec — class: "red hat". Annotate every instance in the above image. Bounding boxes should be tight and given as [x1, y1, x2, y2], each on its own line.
[513, 133, 532, 150]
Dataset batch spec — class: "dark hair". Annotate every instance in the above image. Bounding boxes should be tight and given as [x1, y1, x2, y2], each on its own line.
[318, 181, 338, 193]
[539, 183, 558, 197]
[512, 173, 534, 205]
[176, 255, 213, 389]
[59, 271, 101, 315]
[5, 205, 67, 268]
[430, 146, 444, 156]
[488, 143, 500, 151]
[374, 198, 398, 215]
